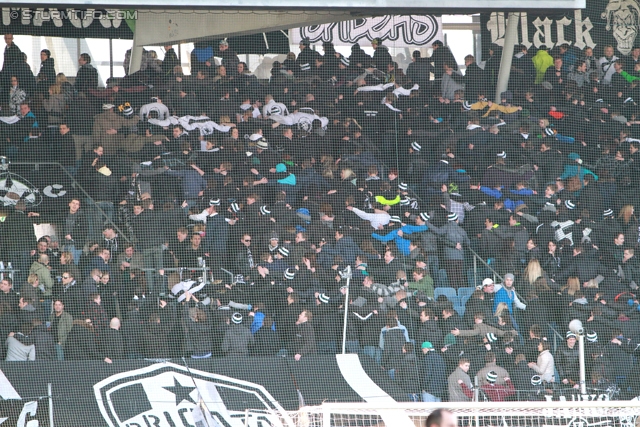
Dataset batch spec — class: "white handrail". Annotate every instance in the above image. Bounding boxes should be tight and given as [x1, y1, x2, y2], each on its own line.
[314, 400, 640, 410]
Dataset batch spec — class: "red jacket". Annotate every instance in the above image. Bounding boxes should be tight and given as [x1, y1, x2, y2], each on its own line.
[479, 379, 516, 402]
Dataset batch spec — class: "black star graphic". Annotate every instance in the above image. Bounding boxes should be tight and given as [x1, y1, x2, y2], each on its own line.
[163, 377, 196, 406]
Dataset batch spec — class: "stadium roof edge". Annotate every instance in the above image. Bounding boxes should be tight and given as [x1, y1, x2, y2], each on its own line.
[0, 0, 585, 11]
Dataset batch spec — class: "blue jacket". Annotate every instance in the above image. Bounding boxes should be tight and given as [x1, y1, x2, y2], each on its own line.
[277, 173, 296, 186]
[480, 186, 503, 199]
[480, 187, 525, 211]
[510, 188, 534, 197]
[555, 134, 575, 143]
[275, 163, 297, 185]
[372, 224, 428, 256]
[250, 311, 276, 334]
[494, 287, 517, 313]
[560, 164, 598, 182]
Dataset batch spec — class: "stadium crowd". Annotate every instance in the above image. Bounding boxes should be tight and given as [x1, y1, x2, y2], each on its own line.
[1, 33, 640, 403]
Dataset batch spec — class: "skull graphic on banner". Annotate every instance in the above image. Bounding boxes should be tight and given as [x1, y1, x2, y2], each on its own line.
[602, 0, 640, 55]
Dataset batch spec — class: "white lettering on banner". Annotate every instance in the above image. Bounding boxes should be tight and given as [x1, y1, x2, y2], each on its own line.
[543, 393, 610, 402]
[0, 401, 40, 427]
[520, 13, 531, 49]
[556, 16, 573, 46]
[295, 15, 443, 48]
[43, 184, 67, 198]
[2, 9, 13, 26]
[532, 16, 555, 48]
[16, 401, 38, 427]
[30, 8, 63, 28]
[486, 11, 597, 50]
[575, 10, 595, 50]
[0, 372, 42, 427]
[302, 23, 336, 43]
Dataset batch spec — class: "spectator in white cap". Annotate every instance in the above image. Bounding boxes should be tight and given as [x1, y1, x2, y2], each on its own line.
[476, 352, 512, 386]
[313, 292, 339, 354]
[93, 100, 137, 155]
[479, 369, 515, 402]
[221, 312, 254, 356]
[481, 277, 495, 290]
[556, 331, 580, 386]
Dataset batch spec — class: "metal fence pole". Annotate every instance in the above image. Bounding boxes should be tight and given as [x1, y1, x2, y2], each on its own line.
[322, 406, 331, 427]
[341, 266, 352, 354]
[473, 256, 477, 288]
[578, 333, 587, 395]
[48, 383, 54, 427]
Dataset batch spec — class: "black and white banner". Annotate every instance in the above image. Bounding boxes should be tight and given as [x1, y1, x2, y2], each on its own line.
[292, 15, 443, 48]
[0, 163, 77, 221]
[0, 400, 49, 427]
[0, 356, 407, 427]
[0, 370, 49, 427]
[481, 0, 640, 57]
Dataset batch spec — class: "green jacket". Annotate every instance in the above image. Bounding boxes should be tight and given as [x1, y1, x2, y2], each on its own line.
[533, 50, 554, 84]
[49, 311, 73, 346]
[375, 194, 400, 206]
[407, 275, 434, 299]
[620, 70, 640, 83]
[29, 261, 54, 297]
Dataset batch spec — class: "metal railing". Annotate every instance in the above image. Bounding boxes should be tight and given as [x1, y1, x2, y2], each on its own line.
[467, 244, 504, 287]
[14, 161, 131, 243]
[0, 267, 18, 282]
[547, 322, 568, 354]
[465, 244, 534, 307]
[141, 266, 210, 284]
[465, 245, 567, 353]
[475, 382, 620, 402]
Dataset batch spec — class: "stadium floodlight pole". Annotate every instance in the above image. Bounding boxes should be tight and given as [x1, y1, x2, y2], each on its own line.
[569, 319, 587, 395]
[341, 265, 352, 354]
[494, 12, 519, 103]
